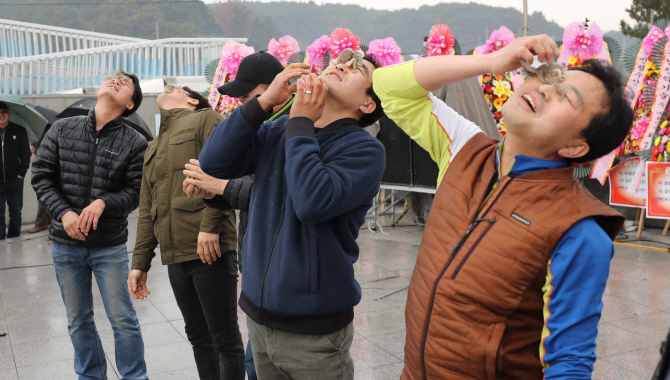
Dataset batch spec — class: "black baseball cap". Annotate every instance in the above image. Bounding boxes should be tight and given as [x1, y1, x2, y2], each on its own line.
[218, 52, 285, 98]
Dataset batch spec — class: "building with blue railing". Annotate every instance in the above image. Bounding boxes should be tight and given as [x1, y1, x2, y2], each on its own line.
[0, 18, 245, 95]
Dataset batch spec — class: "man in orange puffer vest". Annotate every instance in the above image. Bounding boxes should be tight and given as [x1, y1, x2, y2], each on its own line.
[373, 35, 633, 379]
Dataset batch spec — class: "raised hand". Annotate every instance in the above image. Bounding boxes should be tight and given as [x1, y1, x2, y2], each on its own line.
[413, 34, 561, 93]
[484, 34, 560, 75]
[290, 73, 329, 122]
[258, 63, 310, 112]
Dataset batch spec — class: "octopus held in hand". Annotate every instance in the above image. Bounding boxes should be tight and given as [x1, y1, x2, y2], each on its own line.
[519, 60, 567, 99]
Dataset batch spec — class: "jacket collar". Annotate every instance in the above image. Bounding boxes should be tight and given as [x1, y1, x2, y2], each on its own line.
[160, 108, 194, 119]
[88, 108, 125, 134]
[495, 137, 568, 178]
[157, 108, 198, 135]
[316, 118, 358, 135]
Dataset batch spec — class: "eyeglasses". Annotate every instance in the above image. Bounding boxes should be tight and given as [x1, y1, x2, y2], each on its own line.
[104, 72, 133, 87]
[163, 84, 183, 93]
[0, 110, 9, 115]
[164, 84, 198, 99]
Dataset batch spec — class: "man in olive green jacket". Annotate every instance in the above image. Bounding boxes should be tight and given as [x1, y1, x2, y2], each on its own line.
[128, 85, 244, 380]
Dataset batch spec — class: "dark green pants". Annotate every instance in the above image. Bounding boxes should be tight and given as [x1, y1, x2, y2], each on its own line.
[246, 316, 354, 380]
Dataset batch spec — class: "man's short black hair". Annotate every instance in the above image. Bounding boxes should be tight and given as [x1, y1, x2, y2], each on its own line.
[182, 86, 210, 111]
[0, 102, 8, 111]
[121, 71, 143, 117]
[358, 54, 385, 128]
[568, 59, 634, 163]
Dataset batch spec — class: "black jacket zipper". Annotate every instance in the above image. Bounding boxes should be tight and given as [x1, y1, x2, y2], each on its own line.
[420, 177, 513, 380]
[86, 136, 99, 204]
[260, 201, 286, 324]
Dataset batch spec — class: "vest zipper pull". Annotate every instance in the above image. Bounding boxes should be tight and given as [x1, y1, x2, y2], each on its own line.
[449, 218, 497, 255]
[450, 223, 475, 255]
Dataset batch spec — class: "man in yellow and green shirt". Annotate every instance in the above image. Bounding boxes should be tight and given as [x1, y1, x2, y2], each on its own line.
[373, 35, 633, 379]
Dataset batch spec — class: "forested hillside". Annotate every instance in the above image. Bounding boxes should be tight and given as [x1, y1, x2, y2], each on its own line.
[235, 1, 565, 53]
[2, 0, 629, 55]
[0, 0, 221, 39]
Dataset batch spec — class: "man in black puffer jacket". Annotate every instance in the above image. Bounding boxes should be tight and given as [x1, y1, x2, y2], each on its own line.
[31, 72, 148, 380]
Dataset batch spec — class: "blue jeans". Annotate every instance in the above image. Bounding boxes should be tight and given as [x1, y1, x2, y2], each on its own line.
[0, 177, 23, 239]
[52, 243, 147, 380]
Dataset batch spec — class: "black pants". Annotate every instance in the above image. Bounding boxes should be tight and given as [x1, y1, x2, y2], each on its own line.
[34, 199, 50, 227]
[168, 251, 245, 380]
[0, 177, 23, 239]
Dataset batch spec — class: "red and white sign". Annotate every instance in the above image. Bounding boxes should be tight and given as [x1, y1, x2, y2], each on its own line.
[646, 162, 670, 219]
[609, 157, 648, 207]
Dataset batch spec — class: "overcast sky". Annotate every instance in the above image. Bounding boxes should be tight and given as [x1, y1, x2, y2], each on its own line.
[203, 0, 635, 32]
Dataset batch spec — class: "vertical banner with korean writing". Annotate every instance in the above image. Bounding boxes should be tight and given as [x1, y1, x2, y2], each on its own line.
[624, 47, 649, 107]
[610, 157, 648, 207]
[208, 65, 227, 109]
[640, 43, 670, 151]
[646, 161, 670, 219]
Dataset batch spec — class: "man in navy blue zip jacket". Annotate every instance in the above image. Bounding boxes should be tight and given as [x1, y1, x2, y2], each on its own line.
[199, 51, 386, 379]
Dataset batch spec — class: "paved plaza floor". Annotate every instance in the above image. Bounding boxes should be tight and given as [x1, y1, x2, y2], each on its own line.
[0, 212, 669, 379]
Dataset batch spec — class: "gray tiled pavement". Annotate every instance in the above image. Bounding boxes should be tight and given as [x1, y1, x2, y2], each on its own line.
[0, 212, 669, 379]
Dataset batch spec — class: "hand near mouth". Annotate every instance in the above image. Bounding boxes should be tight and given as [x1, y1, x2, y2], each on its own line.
[290, 73, 328, 123]
[258, 63, 310, 112]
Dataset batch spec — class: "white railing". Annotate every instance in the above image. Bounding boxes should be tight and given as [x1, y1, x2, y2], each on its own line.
[0, 38, 246, 95]
[0, 18, 145, 58]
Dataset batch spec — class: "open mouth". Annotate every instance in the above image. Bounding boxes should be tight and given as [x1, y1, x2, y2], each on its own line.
[107, 80, 121, 92]
[522, 94, 536, 112]
[326, 71, 342, 81]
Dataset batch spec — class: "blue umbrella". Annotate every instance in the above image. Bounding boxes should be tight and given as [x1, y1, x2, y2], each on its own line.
[0, 95, 48, 143]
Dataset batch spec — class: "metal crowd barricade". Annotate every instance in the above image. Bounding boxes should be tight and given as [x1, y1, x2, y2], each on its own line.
[0, 38, 247, 95]
[367, 184, 437, 233]
[0, 18, 145, 58]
